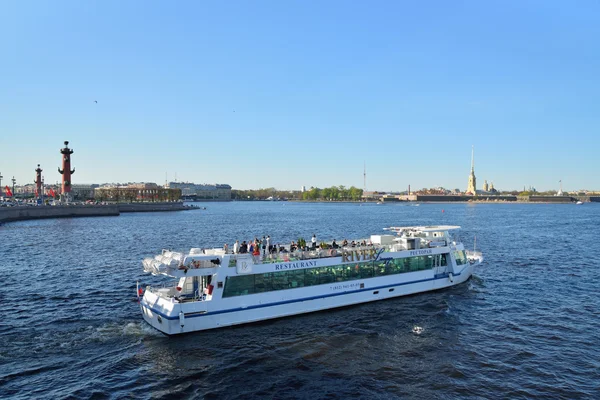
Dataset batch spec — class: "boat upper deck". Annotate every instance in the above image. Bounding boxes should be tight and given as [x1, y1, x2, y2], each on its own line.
[142, 226, 463, 276]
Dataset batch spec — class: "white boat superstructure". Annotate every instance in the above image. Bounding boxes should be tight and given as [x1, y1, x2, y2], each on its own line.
[139, 225, 483, 335]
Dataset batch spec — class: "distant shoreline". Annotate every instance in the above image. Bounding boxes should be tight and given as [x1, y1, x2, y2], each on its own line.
[239, 199, 594, 204]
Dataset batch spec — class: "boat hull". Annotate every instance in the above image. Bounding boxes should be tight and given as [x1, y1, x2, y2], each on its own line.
[140, 263, 475, 335]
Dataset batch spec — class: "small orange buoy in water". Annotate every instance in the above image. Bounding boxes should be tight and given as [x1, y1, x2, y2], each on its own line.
[442, 209, 445, 213]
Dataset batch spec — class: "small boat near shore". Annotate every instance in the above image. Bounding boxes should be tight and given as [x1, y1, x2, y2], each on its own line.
[139, 225, 483, 335]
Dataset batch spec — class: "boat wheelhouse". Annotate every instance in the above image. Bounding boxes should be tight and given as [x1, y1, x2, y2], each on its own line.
[139, 225, 483, 335]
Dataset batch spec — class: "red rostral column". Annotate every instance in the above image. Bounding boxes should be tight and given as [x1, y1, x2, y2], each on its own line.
[34, 164, 43, 199]
[58, 141, 75, 195]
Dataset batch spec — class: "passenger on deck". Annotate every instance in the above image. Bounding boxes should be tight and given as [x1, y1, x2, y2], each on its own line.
[248, 241, 254, 254]
[332, 239, 339, 249]
[311, 234, 317, 249]
[233, 240, 240, 254]
[240, 241, 248, 253]
[224, 243, 229, 253]
[342, 239, 348, 246]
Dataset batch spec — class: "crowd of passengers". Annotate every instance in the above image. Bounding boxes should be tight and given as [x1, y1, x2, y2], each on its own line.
[224, 235, 375, 257]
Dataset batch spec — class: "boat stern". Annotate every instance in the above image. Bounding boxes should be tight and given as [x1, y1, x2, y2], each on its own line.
[140, 289, 180, 335]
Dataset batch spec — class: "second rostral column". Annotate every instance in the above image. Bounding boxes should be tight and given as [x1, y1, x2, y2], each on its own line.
[58, 141, 75, 201]
[34, 164, 43, 202]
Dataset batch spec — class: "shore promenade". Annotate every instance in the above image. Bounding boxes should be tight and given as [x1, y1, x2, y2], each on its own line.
[0, 202, 198, 224]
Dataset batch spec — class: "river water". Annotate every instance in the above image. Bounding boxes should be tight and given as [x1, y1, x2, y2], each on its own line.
[1, 202, 599, 399]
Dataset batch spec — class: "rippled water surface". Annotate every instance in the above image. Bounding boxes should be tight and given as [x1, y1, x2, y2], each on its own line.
[1, 202, 599, 399]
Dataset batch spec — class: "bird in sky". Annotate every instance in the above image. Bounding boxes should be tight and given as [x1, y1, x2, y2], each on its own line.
[94, 100, 98, 103]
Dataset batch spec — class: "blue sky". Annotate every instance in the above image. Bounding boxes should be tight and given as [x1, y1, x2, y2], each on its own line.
[1, 1, 598, 192]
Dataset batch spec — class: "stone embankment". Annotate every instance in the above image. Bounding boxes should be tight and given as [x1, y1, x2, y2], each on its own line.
[0, 202, 196, 224]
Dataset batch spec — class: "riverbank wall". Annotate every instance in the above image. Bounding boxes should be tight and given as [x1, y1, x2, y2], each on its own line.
[0, 204, 120, 223]
[0, 202, 196, 224]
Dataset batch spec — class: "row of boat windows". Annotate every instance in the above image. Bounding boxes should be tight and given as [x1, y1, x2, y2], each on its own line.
[222, 253, 454, 298]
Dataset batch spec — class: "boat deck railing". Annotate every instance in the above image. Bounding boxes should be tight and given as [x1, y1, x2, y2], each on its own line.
[146, 283, 178, 298]
[227, 239, 452, 267]
[146, 283, 206, 302]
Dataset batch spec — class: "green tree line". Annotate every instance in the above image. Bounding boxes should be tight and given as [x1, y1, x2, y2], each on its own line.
[302, 185, 363, 201]
[232, 186, 364, 201]
[232, 188, 301, 201]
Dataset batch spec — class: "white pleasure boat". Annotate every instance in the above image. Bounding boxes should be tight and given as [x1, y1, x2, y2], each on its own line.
[139, 225, 483, 335]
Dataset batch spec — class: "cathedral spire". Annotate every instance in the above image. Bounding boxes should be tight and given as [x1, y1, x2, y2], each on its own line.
[467, 145, 477, 195]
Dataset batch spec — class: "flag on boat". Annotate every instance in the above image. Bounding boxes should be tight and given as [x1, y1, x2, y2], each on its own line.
[4, 186, 12, 197]
[136, 282, 145, 303]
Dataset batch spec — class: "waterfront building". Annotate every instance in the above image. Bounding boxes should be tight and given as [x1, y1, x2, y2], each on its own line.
[466, 146, 476, 195]
[13, 184, 36, 196]
[362, 191, 383, 201]
[127, 182, 159, 190]
[482, 180, 489, 192]
[167, 182, 231, 201]
[95, 184, 180, 202]
[71, 184, 99, 200]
